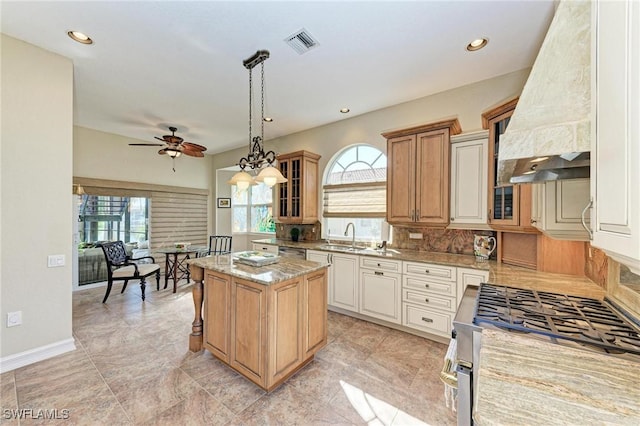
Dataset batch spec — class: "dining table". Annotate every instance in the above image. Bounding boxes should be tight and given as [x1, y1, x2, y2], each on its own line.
[156, 246, 208, 292]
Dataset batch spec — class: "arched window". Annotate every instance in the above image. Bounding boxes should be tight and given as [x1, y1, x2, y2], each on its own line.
[323, 144, 387, 242]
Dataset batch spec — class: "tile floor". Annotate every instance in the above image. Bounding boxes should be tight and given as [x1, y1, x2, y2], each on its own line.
[1, 281, 457, 425]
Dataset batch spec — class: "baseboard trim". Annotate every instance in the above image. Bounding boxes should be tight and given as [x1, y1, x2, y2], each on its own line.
[0, 338, 76, 373]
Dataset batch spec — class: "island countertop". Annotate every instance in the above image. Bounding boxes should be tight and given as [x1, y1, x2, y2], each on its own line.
[474, 329, 640, 425]
[186, 255, 326, 286]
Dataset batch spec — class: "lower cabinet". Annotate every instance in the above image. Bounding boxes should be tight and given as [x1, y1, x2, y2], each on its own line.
[307, 250, 359, 313]
[303, 270, 328, 358]
[203, 271, 231, 363]
[456, 268, 490, 300]
[402, 261, 457, 338]
[359, 257, 402, 324]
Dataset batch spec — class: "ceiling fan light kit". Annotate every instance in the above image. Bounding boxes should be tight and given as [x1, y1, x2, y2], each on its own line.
[129, 126, 206, 171]
[228, 49, 287, 189]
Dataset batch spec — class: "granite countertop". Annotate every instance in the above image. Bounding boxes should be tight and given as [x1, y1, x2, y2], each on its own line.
[252, 238, 605, 299]
[474, 329, 640, 425]
[186, 255, 327, 286]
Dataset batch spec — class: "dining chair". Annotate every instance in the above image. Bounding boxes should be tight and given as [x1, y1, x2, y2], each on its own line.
[206, 235, 233, 255]
[99, 241, 160, 303]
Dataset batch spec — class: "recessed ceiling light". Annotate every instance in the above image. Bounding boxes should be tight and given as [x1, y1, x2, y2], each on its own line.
[263, 117, 273, 122]
[340, 108, 350, 114]
[67, 31, 93, 45]
[466, 38, 488, 52]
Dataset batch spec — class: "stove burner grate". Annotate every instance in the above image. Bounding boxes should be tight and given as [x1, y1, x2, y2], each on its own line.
[473, 283, 640, 356]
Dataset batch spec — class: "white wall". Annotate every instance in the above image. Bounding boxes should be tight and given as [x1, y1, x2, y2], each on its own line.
[211, 68, 531, 232]
[74, 126, 211, 190]
[1, 35, 75, 365]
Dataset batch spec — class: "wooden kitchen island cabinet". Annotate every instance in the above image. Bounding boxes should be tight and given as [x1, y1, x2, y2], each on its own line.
[187, 256, 328, 391]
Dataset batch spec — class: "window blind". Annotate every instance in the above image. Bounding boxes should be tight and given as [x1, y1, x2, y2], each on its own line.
[323, 183, 386, 218]
[149, 191, 208, 249]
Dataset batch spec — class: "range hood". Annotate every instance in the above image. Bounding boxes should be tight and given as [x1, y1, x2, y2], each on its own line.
[497, 0, 591, 185]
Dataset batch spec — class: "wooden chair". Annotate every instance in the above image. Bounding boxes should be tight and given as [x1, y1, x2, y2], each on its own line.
[206, 235, 233, 255]
[99, 241, 160, 303]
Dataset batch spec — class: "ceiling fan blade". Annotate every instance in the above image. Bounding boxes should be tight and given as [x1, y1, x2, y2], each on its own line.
[158, 148, 168, 155]
[182, 149, 204, 158]
[182, 142, 207, 152]
[130, 143, 165, 146]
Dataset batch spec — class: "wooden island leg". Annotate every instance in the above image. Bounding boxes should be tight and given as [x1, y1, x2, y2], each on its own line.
[189, 264, 204, 352]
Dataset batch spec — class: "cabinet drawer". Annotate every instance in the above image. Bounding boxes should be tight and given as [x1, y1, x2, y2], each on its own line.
[403, 261, 456, 281]
[402, 275, 456, 297]
[403, 304, 452, 336]
[402, 289, 455, 313]
[251, 243, 279, 254]
[360, 256, 402, 272]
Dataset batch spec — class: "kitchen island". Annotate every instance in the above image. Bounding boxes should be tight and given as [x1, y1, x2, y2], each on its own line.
[186, 255, 328, 391]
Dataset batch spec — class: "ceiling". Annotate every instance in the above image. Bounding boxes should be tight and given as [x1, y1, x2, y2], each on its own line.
[1, 1, 555, 155]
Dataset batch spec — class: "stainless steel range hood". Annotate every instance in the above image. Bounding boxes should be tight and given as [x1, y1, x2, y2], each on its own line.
[497, 0, 591, 185]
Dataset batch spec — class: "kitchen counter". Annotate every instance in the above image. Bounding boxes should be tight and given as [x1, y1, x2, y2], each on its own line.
[474, 329, 640, 425]
[186, 255, 326, 286]
[252, 238, 605, 299]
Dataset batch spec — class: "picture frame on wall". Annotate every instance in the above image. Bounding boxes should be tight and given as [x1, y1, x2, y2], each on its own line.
[217, 198, 231, 208]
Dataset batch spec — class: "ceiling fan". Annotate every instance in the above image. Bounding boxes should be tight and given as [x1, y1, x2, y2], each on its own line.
[129, 126, 207, 158]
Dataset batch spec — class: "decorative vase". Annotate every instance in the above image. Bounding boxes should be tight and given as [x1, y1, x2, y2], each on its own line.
[474, 235, 496, 262]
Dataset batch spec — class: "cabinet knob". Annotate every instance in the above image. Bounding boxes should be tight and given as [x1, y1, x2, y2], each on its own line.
[425, 284, 430, 288]
[425, 298, 430, 303]
[425, 269, 430, 274]
[450, 217, 454, 221]
[377, 263, 381, 267]
[530, 219, 537, 224]
[421, 317, 434, 323]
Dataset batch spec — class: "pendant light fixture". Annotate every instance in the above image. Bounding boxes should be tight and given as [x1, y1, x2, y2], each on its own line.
[228, 50, 287, 190]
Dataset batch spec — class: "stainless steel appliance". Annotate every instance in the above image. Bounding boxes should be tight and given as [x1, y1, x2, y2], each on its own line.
[450, 283, 640, 425]
[278, 246, 307, 259]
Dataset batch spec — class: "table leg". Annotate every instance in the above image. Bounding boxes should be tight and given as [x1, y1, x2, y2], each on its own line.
[164, 253, 170, 290]
[173, 253, 178, 293]
[189, 264, 204, 352]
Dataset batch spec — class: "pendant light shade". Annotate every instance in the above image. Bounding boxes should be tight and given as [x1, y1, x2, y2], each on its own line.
[255, 166, 287, 187]
[228, 170, 256, 190]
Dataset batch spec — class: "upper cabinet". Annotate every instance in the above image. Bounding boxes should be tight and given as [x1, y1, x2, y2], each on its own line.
[383, 118, 461, 226]
[482, 100, 537, 233]
[531, 179, 591, 241]
[592, 0, 640, 274]
[449, 130, 490, 229]
[276, 150, 321, 224]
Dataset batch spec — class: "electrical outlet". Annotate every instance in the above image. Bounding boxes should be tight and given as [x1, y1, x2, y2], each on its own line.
[47, 254, 65, 267]
[409, 233, 423, 239]
[7, 311, 22, 327]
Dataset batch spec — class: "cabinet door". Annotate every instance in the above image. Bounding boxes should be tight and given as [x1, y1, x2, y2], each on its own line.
[536, 180, 591, 241]
[301, 155, 319, 222]
[330, 253, 359, 311]
[303, 269, 328, 358]
[593, 0, 640, 273]
[204, 271, 231, 363]
[307, 250, 332, 303]
[277, 158, 290, 222]
[231, 278, 267, 387]
[267, 279, 302, 387]
[488, 110, 519, 226]
[416, 129, 450, 225]
[359, 270, 402, 324]
[450, 135, 489, 226]
[456, 268, 489, 307]
[387, 135, 416, 223]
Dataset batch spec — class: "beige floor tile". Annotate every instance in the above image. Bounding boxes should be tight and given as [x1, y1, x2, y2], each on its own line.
[338, 321, 391, 351]
[193, 364, 266, 415]
[141, 388, 235, 426]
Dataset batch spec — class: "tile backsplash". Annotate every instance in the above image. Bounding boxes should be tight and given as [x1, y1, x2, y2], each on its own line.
[392, 227, 496, 256]
[275, 222, 322, 241]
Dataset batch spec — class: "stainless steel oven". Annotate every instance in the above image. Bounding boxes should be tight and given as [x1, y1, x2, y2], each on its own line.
[448, 283, 640, 426]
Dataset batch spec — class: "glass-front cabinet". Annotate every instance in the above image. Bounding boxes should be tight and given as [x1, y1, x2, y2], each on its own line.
[483, 99, 535, 232]
[276, 150, 320, 224]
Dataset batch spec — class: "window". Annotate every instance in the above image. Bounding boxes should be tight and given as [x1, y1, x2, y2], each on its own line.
[232, 183, 276, 233]
[323, 144, 387, 242]
[78, 195, 149, 243]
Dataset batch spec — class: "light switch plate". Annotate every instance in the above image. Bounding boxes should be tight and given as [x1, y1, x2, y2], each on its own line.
[409, 233, 423, 239]
[7, 311, 22, 327]
[47, 254, 65, 267]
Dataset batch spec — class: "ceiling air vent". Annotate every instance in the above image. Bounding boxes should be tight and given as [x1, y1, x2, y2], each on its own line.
[284, 28, 319, 54]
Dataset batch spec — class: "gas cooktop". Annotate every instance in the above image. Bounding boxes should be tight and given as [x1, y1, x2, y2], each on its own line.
[473, 283, 640, 356]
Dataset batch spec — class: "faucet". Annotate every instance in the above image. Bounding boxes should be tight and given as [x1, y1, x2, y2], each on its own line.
[344, 222, 356, 248]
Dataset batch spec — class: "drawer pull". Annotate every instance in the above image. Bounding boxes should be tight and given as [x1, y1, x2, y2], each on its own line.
[425, 298, 430, 303]
[425, 269, 430, 274]
[377, 263, 381, 267]
[374, 271, 383, 276]
[421, 317, 434, 323]
[425, 284, 430, 289]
